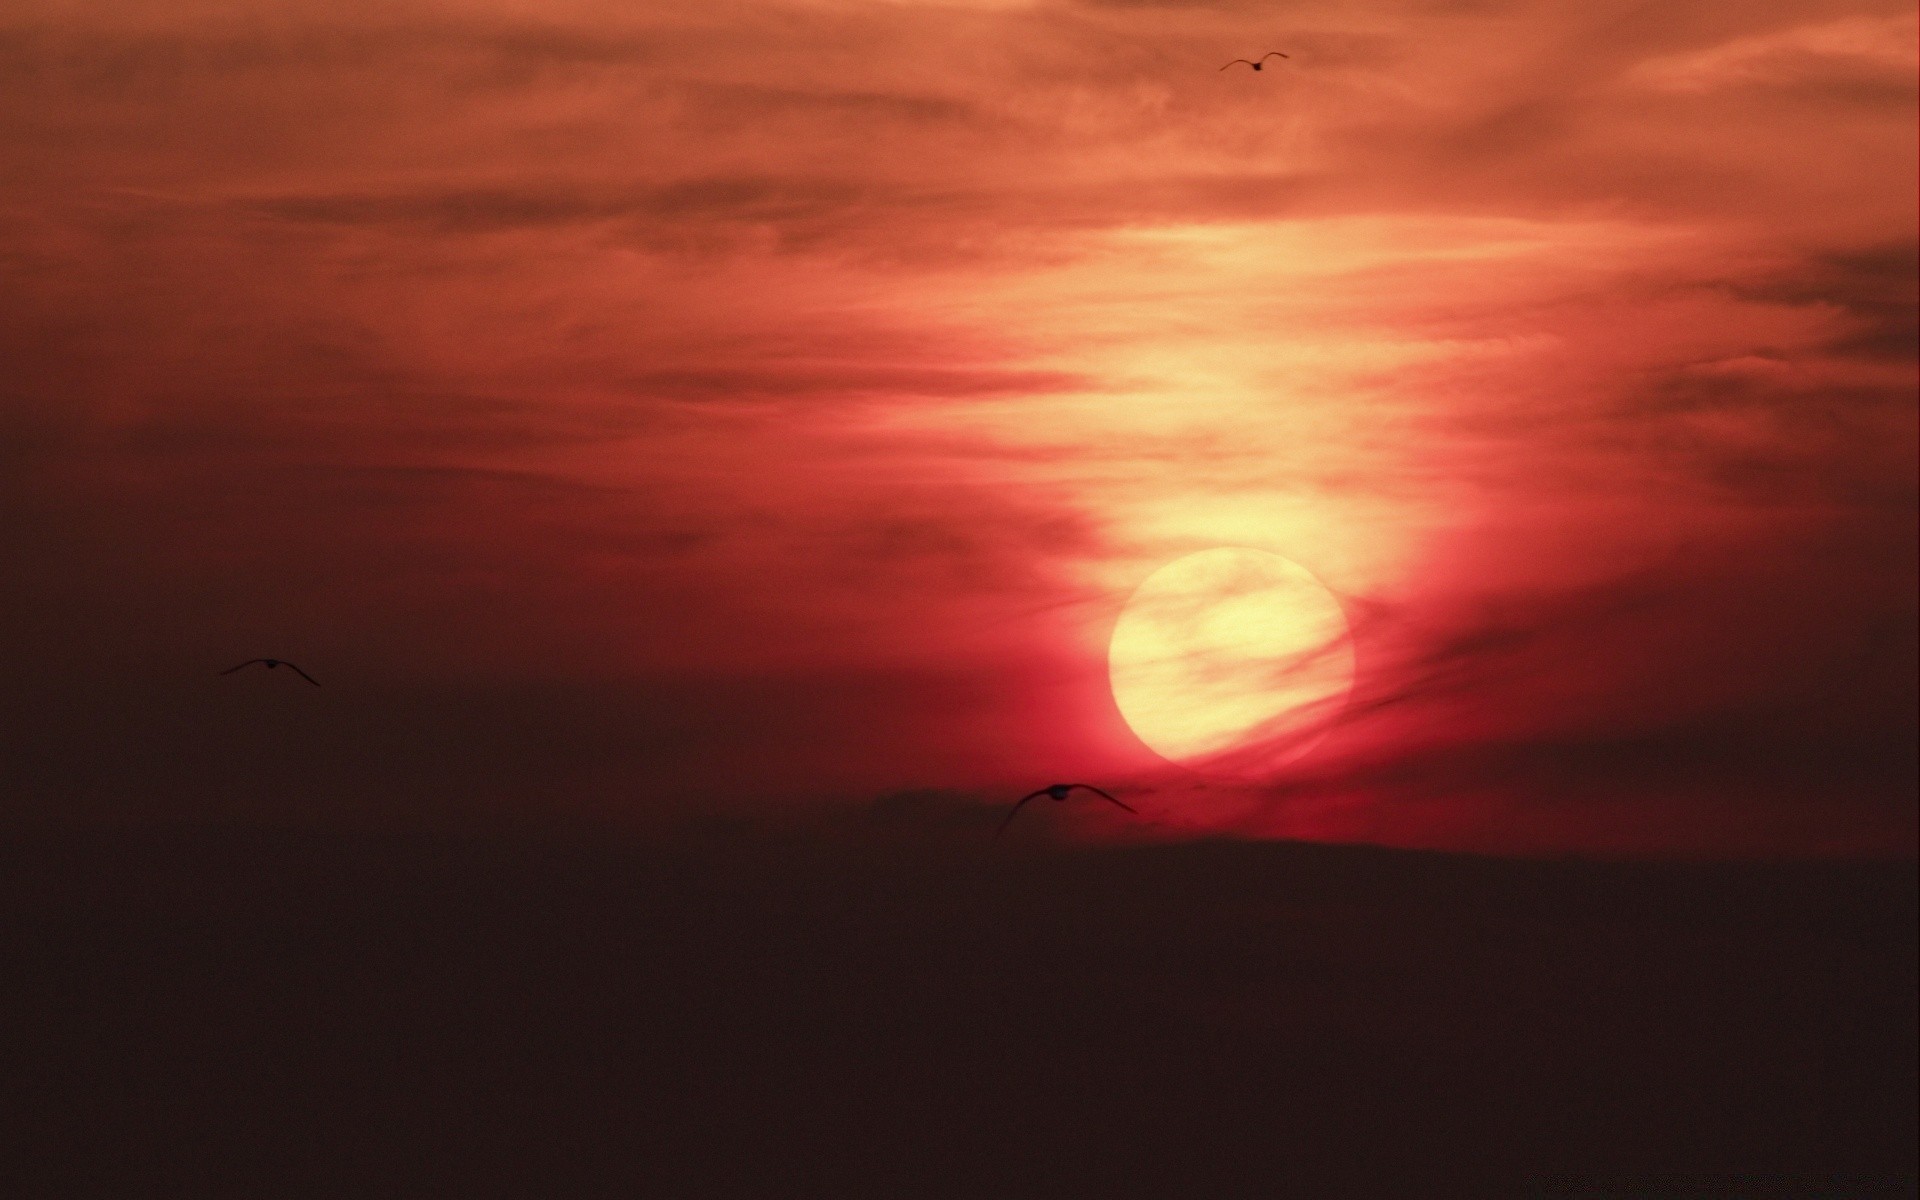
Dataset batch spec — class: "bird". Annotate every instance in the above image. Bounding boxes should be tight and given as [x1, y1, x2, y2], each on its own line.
[219, 659, 320, 687]
[996, 783, 1136, 839]
[1220, 52, 1290, 71]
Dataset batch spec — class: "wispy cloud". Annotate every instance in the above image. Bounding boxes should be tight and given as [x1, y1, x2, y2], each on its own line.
[0, 0, 1910, 851]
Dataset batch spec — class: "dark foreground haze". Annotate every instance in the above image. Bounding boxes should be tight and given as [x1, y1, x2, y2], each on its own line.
[5, 819, 1913, 1196]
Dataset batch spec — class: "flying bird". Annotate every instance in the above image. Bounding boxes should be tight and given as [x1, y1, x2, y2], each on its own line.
[996, 783, 1136, 839]
[1220, 52, 1290, 71]
[219, 659, 320, 687]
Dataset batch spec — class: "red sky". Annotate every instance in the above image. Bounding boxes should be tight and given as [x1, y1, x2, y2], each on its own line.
[2, 0, 1914, 854]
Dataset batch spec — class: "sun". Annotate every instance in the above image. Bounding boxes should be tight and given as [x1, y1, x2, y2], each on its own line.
[1108, 548, 1355, 775]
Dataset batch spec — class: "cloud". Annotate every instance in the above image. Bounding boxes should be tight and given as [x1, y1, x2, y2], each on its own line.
[1627, 12, 1919, 95]
[0, 0, 1910, 852]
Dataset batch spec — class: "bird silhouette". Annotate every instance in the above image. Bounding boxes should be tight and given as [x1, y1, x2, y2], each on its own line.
[219, 659, 320, 687]
[1220, 52, 1290, 71]
[996, 783, 1136, 839]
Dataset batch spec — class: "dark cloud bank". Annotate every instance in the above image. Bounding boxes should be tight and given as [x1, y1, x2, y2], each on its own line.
[3, 821, 1914, 1195]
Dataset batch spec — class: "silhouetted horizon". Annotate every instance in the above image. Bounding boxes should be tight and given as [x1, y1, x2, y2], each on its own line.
[4, 815, 1912, 1195]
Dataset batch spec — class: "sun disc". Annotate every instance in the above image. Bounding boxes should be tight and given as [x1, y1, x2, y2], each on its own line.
[1108, 548, 1355, 774]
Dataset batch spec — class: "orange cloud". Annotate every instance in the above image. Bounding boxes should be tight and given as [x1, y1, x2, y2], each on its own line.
[0, 0, 1910, 851]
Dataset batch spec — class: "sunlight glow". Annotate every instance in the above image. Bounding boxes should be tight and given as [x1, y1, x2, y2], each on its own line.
[1109, 547, 1355, 774]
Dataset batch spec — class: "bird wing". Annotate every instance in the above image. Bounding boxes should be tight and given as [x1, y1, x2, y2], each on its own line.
[286, 663, 321, 687]
[1220, 59, 1255, 69]
[219, 660, 267, 675]
[994, 791, 1049, 839]
[1261, 52, 1290, 60]
[1074, 785, 1137, 814]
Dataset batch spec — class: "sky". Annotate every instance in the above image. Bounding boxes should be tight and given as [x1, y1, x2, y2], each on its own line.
[2, 0, 1914, 855]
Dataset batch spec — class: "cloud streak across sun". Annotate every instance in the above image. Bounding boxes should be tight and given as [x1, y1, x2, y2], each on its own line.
[0, 0, 1912, 852]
